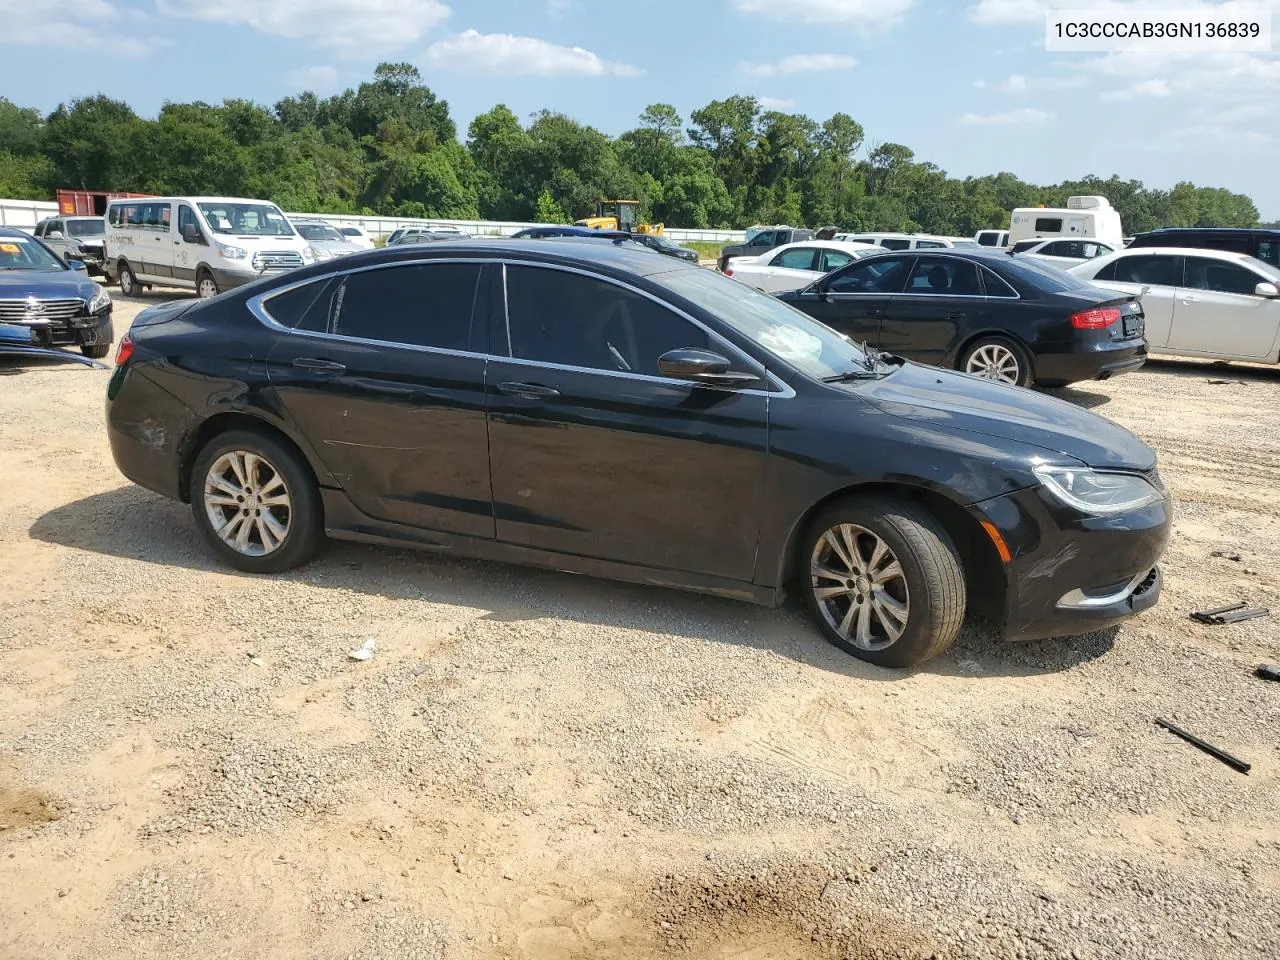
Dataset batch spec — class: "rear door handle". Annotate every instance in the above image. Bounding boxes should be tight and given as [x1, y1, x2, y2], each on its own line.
[292, 357, 346, 374]
[497, 381, 560, 399]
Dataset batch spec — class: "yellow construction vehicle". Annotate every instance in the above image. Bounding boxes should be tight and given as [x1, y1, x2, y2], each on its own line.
[574, 200, 664, 235]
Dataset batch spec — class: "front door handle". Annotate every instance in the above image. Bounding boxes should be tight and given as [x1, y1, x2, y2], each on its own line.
[865, 308, 883, 318]
[946, 312, 967, 320]
[1180, 297, 1200, 304]
[292, 357, 346, 374]
[497, 381, 560, 400]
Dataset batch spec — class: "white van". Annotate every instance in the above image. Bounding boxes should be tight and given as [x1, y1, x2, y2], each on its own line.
[1007, 196, 1123, 248]
[104, 196, 315, 298]
[832, 232, 972, 251]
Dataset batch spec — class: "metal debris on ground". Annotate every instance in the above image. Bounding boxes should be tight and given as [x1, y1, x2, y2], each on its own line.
[1190, 603, 1269, 625]
[1209, 550, 1242, 562]
[1206, 378, 1247, 385]
[1155, 718, 1251, 775]
[1256, 664, 1280, 683]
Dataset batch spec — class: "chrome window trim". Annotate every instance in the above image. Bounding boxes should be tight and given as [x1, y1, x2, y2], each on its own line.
[245, 256, 794, 398]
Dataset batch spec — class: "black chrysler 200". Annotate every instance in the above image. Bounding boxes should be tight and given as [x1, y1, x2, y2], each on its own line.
[106, 240, 1170, 667]
[775, 248, 1147, 388]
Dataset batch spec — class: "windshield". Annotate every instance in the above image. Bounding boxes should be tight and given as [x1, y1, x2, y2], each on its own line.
[67, 219, 105, 238]
[198, 202, 296, 237]
[339, 227, 361, 237]
[1000, 256, 1094, 293]
[0, 235, 66, 272]
[653, 267, 871, 381]
[297, 223, 345, 242]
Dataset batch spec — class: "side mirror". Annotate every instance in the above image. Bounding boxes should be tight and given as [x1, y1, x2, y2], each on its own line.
[1255, 281, 1279, 298]
[182, 223, 204, 244]
[657, 348, 759, 387]
[47, 230, 64, 240]
[66, 258, 87, 273]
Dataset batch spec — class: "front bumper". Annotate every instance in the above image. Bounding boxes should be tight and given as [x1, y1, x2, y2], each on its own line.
[972, 482, 1171, 642]
[1033, 342, 1146, 385]
[22, 309, 113, 349]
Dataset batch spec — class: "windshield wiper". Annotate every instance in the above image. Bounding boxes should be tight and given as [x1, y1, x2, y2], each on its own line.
[822, 369, 882, 382]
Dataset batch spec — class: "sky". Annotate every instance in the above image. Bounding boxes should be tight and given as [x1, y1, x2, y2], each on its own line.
[3, 0, 1279, 219]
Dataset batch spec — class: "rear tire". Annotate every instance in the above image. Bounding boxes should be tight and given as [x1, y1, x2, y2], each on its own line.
[81, 343, 110, 359]
[959, 336, 1032, 388]
[189, 428, 323, 574]
[800, 496, 965, 668]
[117, 261, 138, 297]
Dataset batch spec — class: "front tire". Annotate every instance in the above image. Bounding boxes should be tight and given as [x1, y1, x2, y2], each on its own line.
[196, 269, 219, 300]
[801, 496, 965, 668]
[81, 343, 110, 359]
[189, 429, 323, 573]
[117, 261, 138, 297]
[959, 336, 1032, 387]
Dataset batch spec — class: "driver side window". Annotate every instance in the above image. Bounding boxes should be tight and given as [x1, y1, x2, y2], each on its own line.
[749, 231, 775, 247]
[771, 247, 816, 270]
[826, 256, 913, 294]
[503, 266, 711, 376]
[178, 205, 201, 241]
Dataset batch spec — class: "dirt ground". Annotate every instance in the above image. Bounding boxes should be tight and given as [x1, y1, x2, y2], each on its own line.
[1, 290, 1278, 960]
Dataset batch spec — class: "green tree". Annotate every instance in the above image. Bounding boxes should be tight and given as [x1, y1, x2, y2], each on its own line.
[534, 188, 568, 223]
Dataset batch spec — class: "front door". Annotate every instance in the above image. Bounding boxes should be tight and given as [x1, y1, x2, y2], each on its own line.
[1173, 256, 1280, 359]
[263, 260, 495, 537]
[791, 254, 914, 346]
[763, 245, 820, 292]
[880, 255, 989, 365]
[174, 203, 204, 285]
[485, 263, 769, 581]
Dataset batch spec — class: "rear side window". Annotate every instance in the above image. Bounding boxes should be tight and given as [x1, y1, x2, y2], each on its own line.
[1184, 257, 1263, 296]
[772, 247, 817, 270]
[1035, 217, 1063, 232]
[273, 263, 482, 349]
[1112, 255, 1180, 287]
[880, 238, 911, 251]
[914, 240, 946, 249]
[980, 267, 1019, 298]
[903, 256, 983, 295]
[503, 266, 708, 376]
[1257, 241, 1278, 268]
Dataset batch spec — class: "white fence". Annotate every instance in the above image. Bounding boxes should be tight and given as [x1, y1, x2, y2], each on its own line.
[0, 198, 746, 244]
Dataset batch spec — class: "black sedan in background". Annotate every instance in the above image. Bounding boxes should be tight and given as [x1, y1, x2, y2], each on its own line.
[107, 240, 1169, 667]
[776, 249, 1146, 387]
[627, 232, 700, 262]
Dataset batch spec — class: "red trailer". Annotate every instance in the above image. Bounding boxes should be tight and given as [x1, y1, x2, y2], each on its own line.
[56, 189, 152, 217]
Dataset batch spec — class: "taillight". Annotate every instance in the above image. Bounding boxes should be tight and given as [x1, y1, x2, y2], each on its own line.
[724, 267, 734, 277]
[114, 334, 134, 366]
[1070, 307, 1121, 329]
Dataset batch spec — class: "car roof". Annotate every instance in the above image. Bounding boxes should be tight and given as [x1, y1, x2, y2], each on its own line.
[0, 226, 36, 238]
[1102, 246, 1258, 262]
[1137, 226, 1280, 238]
[772, 239, 878, 252]
[858, 246, 1016, 262]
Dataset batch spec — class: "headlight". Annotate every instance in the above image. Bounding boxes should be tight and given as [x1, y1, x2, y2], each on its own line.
[217, 242, 248, 260]
[88, 288, 112, 313]
[1034, 464, 1161, 515]
[301, 247, 315, 264]
[310, 246, 331, 261]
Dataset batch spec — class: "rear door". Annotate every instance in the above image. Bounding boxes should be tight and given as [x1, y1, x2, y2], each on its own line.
[1172, 257, 1280, 360]
[880, 255, 990, 365]
[262, 259, 495, 537]
[1090, 253, 1181, 348]
[761, 245, 819, 292]
[791, 254, 913, 344]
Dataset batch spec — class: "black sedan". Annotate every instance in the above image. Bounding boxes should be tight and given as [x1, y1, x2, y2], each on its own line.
[106, 240, 1169, 667]
[627, 232, 700, 262]
[776, 248, 1146, 387]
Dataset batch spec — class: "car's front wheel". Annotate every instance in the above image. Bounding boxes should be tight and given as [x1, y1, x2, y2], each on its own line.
[117, 261, 138, 297]
[959, 336, 1032, 387]
[196, 269, 219, 300]
[81, 343, 110, 359]
[801, 496, 965, 668]
[189, 429, 322, 573]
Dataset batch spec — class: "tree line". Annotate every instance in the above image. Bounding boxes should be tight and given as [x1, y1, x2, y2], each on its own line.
[0, 63, 1262, 235]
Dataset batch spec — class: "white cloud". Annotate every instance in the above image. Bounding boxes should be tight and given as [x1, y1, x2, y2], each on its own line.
[157, 0, 450, 57]
[1100, 77, 1171, 100]
[1001, 72, 1028, 91]
[970, 0, 1280, 23]
[0, 0, 157, 56]
[547, 0, 576, 16]
[961, 107, 1052, 124]
[425, 30, 643, 76]
[739, 53, 859, 77]
[758, 96, 798, 110]
[732, 0, 916, 29]
[286, 65, 340, 91]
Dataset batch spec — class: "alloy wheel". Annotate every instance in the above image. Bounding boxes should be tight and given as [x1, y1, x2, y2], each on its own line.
[810, 523, 910, 651]
[203, 450, 292, 557]
[965, 343, 1020, 384]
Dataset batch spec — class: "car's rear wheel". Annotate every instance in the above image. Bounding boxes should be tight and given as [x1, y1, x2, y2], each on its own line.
[81, 343, 110, 359]
[189, 429, 322, 573]
[197, 269, 219, 300]
[960, 337, 1032, 387]
[800, 496, 965, 668]
[117, 261, 138, 297]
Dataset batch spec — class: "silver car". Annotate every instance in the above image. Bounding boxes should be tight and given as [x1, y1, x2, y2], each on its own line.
[33, 216, 107, 275]
[292, 219, 364, 262]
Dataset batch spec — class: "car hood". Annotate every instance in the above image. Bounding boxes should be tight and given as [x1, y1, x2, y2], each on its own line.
[0, 271, 98, 302]
[856, 361, 1155, 470]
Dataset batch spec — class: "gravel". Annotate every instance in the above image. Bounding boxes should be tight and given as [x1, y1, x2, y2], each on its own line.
[1, 295, 1278, 959]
